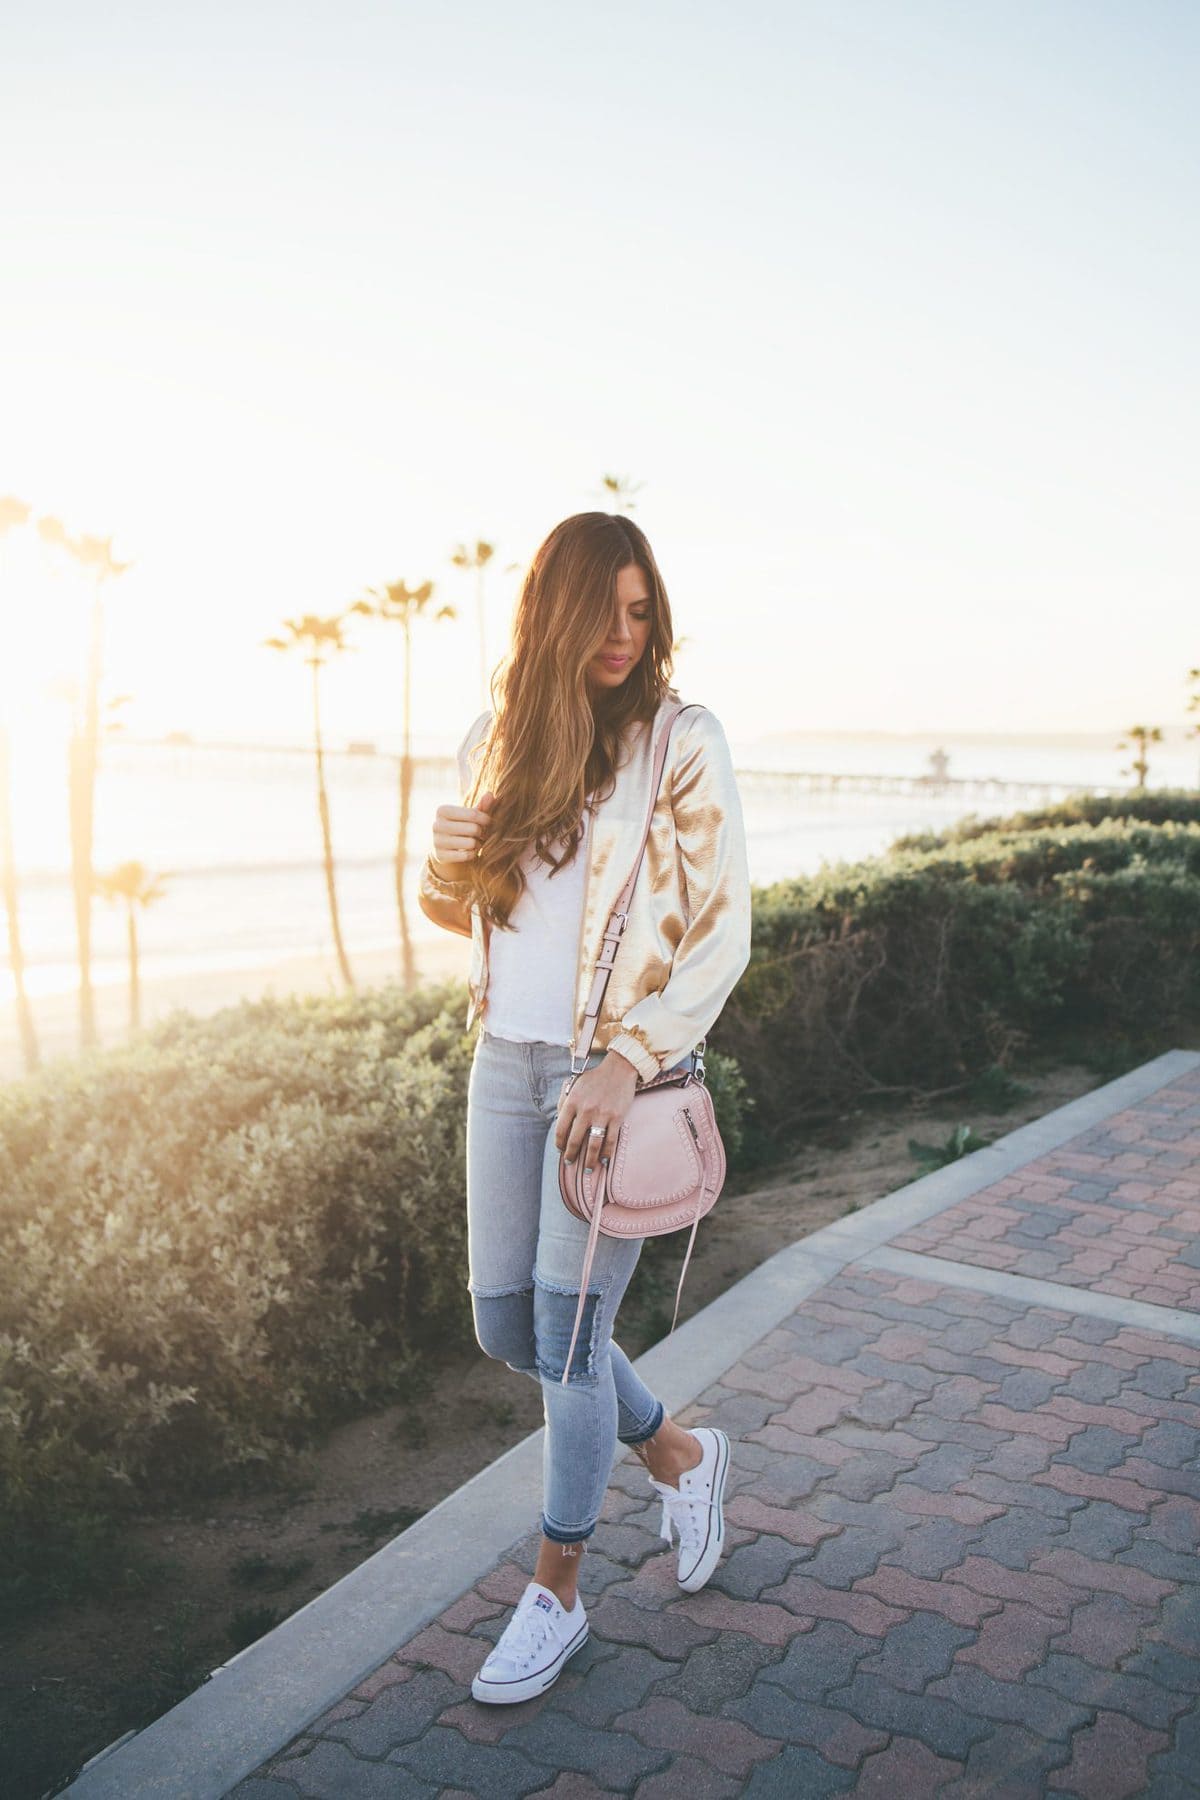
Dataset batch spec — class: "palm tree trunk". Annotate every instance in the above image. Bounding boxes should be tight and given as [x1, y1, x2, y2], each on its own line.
[311, 660, 355, 989]
[0, 725, 39, 1073]
[70, 582, 103, 1049]
[127, 902, 141, 1031]
[394, 618, 415, 988]
[68, 728, 97, 1049]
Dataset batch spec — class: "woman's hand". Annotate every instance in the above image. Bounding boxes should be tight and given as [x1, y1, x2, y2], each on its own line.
[430, 790, 496, 878]
[555, 1049, 640, 1173]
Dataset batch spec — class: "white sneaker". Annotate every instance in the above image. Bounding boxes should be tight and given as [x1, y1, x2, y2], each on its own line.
[471, 1578, 589, 1704]
[647, 1425, 730, 1593]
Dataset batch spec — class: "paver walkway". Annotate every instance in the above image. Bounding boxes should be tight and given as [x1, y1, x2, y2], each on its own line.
[69, 1057, 1200, 1798]
[220, 1061, 1200, 1800]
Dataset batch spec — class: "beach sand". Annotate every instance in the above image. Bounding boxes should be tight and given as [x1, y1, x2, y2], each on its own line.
[0, 935, 474, 1083]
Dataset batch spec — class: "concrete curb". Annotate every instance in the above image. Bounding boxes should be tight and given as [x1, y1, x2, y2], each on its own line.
[66, 1047, 1200, 1798]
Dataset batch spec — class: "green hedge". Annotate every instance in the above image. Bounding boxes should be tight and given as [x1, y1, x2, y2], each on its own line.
[0, 978, 747, 1608]
[721, 810, 1200, 1148]
[890, 785, 1200, 849]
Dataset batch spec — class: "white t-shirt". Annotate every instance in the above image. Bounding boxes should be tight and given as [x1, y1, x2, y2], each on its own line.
[485, 803, 594, 1046]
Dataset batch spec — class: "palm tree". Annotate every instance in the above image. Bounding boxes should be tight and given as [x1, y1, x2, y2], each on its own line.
[350, 579, 455, 989]
[1185, 666, 1200, 787]
[597, 473, 644, 514]
[94, 860, 167, 1032]
[0, 493, 40, 1072]
[263, 612, 357, 990]
[1116, 724, 1164, 789]
[37, 516, 132, 1050]
[450, 538, 496, 712]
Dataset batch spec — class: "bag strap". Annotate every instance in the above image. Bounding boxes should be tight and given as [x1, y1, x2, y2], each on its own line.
[571, 700, 703, 1071]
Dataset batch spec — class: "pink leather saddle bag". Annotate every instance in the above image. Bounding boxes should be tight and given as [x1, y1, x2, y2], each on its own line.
[556, 702, 728, 1385]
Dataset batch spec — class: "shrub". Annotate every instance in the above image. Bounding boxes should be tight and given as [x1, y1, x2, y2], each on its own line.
[720, 815, 1200, 1144]
[0, 976, 751, 1609]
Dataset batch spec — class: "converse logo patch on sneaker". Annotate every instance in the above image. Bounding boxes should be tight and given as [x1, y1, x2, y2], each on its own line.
[533, 1592, 555, 1613]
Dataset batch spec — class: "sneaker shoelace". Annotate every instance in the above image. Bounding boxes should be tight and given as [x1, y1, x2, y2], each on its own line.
[648, 1475, 709, 1552]
[491, 1595, 557, 1669]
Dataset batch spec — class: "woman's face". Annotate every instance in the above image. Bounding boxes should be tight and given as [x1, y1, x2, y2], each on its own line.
[587, 562, 653, 691]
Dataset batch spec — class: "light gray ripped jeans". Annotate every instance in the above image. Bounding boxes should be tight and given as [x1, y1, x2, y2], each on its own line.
[466, 1025, 684, 1545]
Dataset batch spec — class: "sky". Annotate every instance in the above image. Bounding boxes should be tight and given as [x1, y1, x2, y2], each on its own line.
[1, 0, 1197, 754]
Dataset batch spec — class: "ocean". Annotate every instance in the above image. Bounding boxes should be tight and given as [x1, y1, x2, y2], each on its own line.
[3, 730, 1196, 1003]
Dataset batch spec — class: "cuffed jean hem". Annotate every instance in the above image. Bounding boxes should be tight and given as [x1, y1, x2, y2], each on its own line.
[618, 1397, 665, 1446]
[540, 1514, 598, 1545]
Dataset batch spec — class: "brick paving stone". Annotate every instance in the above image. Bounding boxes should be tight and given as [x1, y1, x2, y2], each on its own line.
[322, 1668, 460, 1759]
[855, 1565, 1001, 1628]
[943, 1553, 1084, 1615]
[937, 1721, 1074, 1798]
[608, 1695, 781, 1779]
[547, 1645, 678, 1730]
[271, 1739, 439, 1797]
[885, 1518, 983, 1579]
[854, 1736, 965, 1794]
[521, 1776, 618, 1800]
[1146, 1701, 1200, 1800]
[1029, 1653, 1195, 1731]
[954, 1600, 1060, 1681]
[759, 1568, 911, 1635]
[963, 1471, 1085, 1519]
[387, 1621, 489, 1685]
[629, 1753, 744, 1799]
[716, 1531, 814, 1599]
[1049, 1592, 1155, 1663]
[721, 1685, 887, 1768]
[755, 1619, 879, 1700]
[825, 1671, 991, 1760]
[1032, 1547, 1175, 1607]
[1032, 1462, 1155, 1512]
[1046, 1709, 1170, 1799]
[585, 1590, 717, 1657]
[1158, 1589, 1200, 1658]
[888, 1481, 1004, 1524]
[857, 1612, 976, 1691]
[741, 1744, 856, 1796]
[649, 1633, 787, 1712]
[926, 1665, 1092, 1742]
[723, 1492, 841, 1547]
[387, 1723, 563, 1796]
[1053, 1497, 1141, 1560]
[496, 1712, 669, 1789]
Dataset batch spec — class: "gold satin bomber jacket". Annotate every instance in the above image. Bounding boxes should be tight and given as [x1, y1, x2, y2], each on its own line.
[416, 695, 753, 1083]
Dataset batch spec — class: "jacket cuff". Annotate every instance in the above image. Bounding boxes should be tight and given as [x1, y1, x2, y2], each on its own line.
[606, 1029, 661, 1086]
[420, 853, 473, 896]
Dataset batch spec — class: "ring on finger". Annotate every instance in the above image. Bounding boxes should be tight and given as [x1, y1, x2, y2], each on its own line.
[588, 1125, 606, 1137]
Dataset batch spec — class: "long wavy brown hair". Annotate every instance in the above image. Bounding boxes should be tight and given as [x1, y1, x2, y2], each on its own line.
[463, 512, 677, 930]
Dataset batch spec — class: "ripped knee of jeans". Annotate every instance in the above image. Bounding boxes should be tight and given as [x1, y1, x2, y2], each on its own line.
[533, 1266, 610, 1387]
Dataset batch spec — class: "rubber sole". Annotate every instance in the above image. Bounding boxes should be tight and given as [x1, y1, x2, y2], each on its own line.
[470, 1617, 589, 1704]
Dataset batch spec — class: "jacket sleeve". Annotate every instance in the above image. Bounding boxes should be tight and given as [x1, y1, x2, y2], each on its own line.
[606, 706, 753, 1082]
[416, 710, 491, 940]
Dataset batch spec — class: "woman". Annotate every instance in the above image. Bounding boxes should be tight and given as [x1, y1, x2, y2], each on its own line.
[418, 511, 752, 1704]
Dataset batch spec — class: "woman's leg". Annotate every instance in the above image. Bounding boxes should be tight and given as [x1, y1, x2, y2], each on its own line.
[528, 1041, 696, 1590]
[464, 1030, 548, 1382]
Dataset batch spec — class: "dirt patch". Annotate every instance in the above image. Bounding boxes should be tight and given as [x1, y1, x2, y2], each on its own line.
[1, 1057, 1105, 1794]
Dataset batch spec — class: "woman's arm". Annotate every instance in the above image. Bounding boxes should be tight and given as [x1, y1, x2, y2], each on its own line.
[606, 706, 753, 1082]
[416, 710, 492, 939]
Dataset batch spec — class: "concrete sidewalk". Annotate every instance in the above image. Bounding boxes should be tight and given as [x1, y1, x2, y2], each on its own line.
[70, 1052, 1200, 1799]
